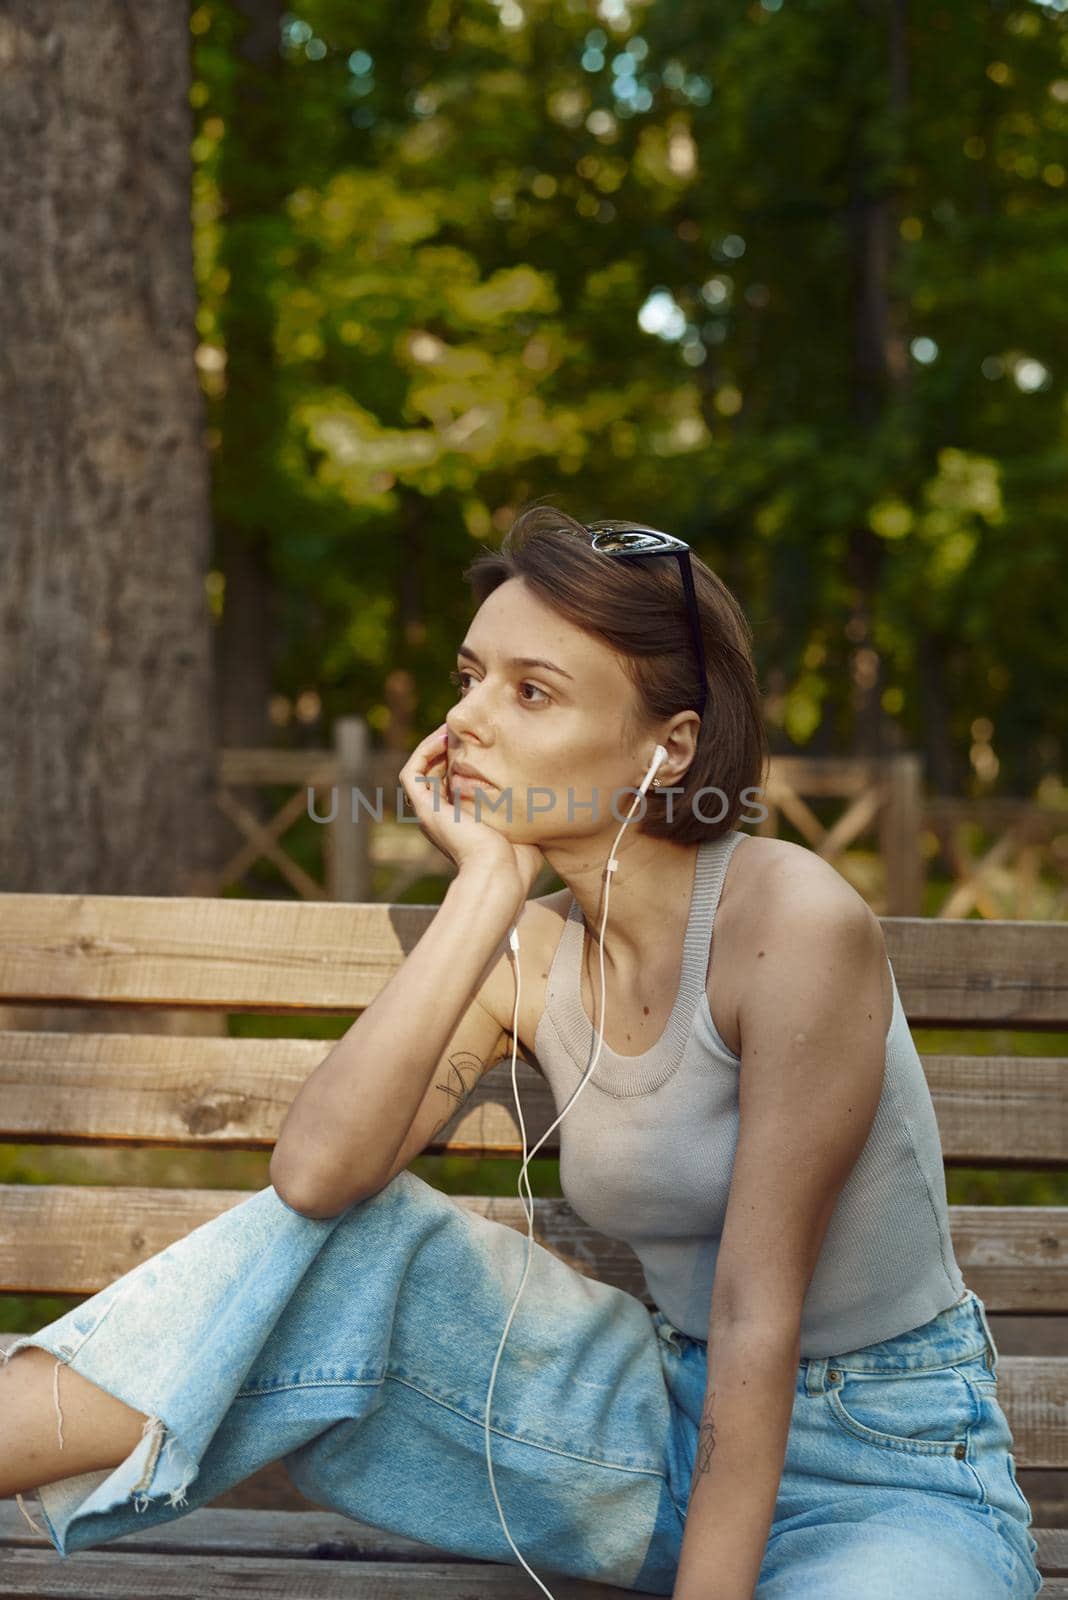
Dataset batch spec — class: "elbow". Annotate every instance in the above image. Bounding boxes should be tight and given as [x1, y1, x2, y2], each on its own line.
[268, 1152, 370, 1221]
[271, 1182, 346, 1221]
[716, 1312, 803, 1361]
[710, 1288, 804, 1352]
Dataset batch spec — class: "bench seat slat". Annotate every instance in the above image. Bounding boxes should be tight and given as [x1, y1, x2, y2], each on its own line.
[0, 1503, 457, 1562]
[2, 1504, 1066, 1575]
[0, 1507, 1064, 1587]
[0, 1547, 653, 1598]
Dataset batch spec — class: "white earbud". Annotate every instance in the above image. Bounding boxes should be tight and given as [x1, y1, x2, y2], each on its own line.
[637, 743, 669, 796]
[483, 738, 672, 1599]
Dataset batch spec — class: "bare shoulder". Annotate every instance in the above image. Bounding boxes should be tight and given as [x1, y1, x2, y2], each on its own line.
[730, 834, 883, 931]
[711, 835, 890, 1052]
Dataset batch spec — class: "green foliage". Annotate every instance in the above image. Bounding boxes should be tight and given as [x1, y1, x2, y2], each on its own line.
[189, 0, 1067, 790]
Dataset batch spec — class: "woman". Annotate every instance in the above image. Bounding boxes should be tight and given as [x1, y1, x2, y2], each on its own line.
[0, 506, 1043, 1598]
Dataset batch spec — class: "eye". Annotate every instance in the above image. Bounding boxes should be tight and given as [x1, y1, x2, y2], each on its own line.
[448, 668, 550, 706]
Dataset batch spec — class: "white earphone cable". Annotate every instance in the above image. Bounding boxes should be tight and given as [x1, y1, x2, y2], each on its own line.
[481, 746, 669, 1596]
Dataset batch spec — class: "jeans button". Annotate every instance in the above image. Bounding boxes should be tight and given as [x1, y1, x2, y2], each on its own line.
[828, 1368, 839, 1382]
[954, 1443, 967, 1459]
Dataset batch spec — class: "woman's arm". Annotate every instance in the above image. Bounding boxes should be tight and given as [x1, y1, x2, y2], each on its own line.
[672, 1327, 799, 1600]
[673, 865, 889, 1597]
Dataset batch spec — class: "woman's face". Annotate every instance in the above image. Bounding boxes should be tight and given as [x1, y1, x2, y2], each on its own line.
[444, 577, 650, 845]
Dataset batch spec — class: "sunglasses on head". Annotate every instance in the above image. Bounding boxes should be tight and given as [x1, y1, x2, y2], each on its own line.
[584, 521, 708, 720]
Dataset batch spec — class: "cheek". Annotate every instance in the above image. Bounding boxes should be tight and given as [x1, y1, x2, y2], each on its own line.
[543, 751, 617, 809]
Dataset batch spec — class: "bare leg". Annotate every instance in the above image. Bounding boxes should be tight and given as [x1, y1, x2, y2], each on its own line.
[0, 1345, 151, 1498]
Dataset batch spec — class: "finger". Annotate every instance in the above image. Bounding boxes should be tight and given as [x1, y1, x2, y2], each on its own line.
[401, 726, 449, 777]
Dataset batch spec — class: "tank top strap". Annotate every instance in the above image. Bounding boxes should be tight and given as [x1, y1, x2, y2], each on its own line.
[685, 828, 747, 986]
[565, 828, 744, 956]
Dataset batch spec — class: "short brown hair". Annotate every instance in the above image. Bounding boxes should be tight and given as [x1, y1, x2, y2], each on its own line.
[461, 501, 768, 844]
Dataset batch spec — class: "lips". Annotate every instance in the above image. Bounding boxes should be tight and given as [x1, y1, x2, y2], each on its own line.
[450, 763, 496, 787]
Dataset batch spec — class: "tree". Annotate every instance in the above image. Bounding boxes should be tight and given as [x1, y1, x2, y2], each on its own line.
[0, 4, 219, 903]
[191, 0, 1066, 799]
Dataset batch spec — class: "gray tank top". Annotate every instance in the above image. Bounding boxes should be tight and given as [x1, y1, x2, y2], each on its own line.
[532, 830, 966, 1356]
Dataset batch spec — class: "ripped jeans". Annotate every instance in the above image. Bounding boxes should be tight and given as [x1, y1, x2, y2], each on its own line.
[3, 1171, 1044, 1597]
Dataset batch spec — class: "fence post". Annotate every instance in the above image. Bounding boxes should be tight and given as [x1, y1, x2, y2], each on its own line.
[880, 752, 925, 915]
[330, 715, 372, 902]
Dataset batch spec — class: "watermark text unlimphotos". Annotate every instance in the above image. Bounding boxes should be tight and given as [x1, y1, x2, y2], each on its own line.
[308, 781, 769, 828]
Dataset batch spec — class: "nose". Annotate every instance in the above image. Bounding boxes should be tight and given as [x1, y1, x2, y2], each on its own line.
[445, 689, 492, 748]
[445, 685, 508, 806]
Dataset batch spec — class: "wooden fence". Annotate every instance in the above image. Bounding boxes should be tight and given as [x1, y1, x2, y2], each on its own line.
[924, 796, 1068, 920]
[210, 721, 1068, 917]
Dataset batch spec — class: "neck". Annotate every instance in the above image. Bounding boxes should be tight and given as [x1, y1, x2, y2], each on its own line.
[542, 835, 701, 970]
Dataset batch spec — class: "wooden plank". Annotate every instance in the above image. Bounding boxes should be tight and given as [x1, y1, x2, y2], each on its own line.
[938, 818, 1029, 921]
[923, 1054, 1068, 1167]
[1036, 1526, 1068, 1578]
[996, 1358, 1068, 1471]
[1, 1181, 1067, 1315]
[0, 1032, 327, 1149]
[2, 1504, 1062, 1575]
[926, 796, 1068, 839]
[0, 895, 435, 1013]
[767, 755, 886, 796]
[217, 747, 401, 790]
[0, 1187, 1064, 1316]
[3, 1035, 1067, 1165]
[218, 749, 338, 785]
[0, 1549, 656, 1598]
[881, 918, 1068, 1028]
[0, 1504, 469, 1562]
[881, 752, 924, 916]
[3, 895, 1068, 1025]
[0, 1186, 650, 1299]
[954, 1212, 1068, 1316]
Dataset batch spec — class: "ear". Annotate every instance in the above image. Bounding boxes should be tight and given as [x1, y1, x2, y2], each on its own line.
[656, 710, 701, 785]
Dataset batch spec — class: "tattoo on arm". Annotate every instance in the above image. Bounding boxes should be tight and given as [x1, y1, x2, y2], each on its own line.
[428, 1048, 491, 1140]
[693, 1390, 717, 1483]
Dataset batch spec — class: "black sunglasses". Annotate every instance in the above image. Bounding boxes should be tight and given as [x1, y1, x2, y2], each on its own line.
[584, 521, 708, 720]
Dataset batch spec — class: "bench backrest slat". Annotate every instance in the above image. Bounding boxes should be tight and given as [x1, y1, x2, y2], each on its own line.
[2, 896, 1068, 1026]
[1, 1183, 1065, 1324]
[1, 1032, 1066, 1165]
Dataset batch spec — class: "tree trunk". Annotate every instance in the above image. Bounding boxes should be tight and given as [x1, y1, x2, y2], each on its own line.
[212, 0, 287, 755]
[384, 488, 427, 757]
[0, 2, 218, 898]
[0, 4, 220, 1036]
[844, 0, 911, 761]
[917, 627, 958, 797]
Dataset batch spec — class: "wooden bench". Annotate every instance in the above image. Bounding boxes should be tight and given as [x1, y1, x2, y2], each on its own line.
[0, 892, 1066, 1596]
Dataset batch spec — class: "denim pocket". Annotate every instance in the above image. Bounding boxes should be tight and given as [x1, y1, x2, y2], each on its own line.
[824, 1353, 988, 1456]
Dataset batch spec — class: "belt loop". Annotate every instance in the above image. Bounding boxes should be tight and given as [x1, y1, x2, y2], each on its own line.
[654, 1315, 683, 1353]
[969, 1290, 1000, 1377]
[805, 1356, 829, 1396]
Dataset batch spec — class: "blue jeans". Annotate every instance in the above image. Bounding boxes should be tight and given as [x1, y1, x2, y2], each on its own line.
[3, 1170, 1043, 1597]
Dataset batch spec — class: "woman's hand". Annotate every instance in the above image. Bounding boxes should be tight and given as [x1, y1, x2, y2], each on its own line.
[398, 724, 546, 905]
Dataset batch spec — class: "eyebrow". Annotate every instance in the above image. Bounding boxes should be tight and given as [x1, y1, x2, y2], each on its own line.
[456, 643, 574, 681]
